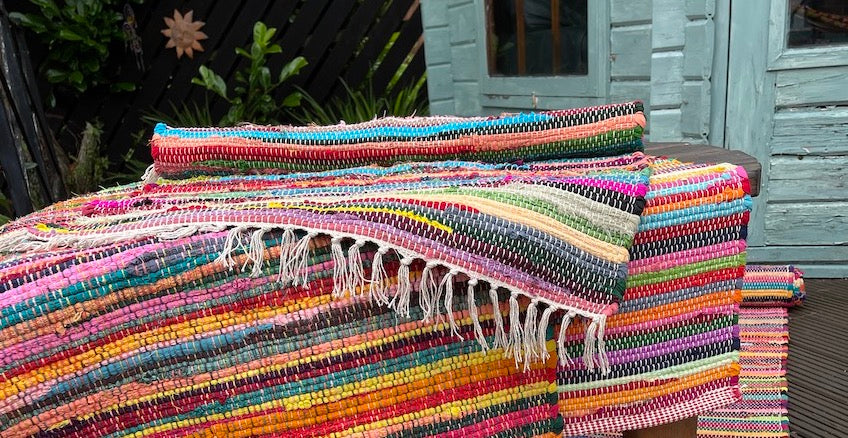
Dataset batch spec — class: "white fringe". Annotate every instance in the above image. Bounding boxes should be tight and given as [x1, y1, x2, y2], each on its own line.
[442, 270, 462, 338]
[5, 221, 615, 373]
[347, 240, 367, 297]
[330, 237, 348, 298]
[583, 317, 599, 371]
[392, 256, 413, 317]
[276, 229, 296, 284]
[489, 287, 507, 350]
[247, 228, 270, 277]
[558, 310, 577, 367]
[289, 231, 316, 287]
[596, 314, 610, 375]
[157, 225, 199, 240]
[215, 226, 247, 269]
[419, 262, 437, 320]
[508, 292, 522, 366]
[537, 305, 555, 362]
[467, 280, 489, 352]
[522, 299, 539, 371]
[141, 164, 159, 184]
[369, 247, 390, 304]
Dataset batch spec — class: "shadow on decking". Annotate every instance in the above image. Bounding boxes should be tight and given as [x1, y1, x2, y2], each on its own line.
[789, 279, 848, 438]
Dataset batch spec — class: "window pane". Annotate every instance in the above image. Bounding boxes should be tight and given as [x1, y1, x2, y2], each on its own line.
[487, 0, 588, 76]
[788, 0, 848, 48]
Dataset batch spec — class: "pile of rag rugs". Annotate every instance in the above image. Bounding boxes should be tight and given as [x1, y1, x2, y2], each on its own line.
[0, 101, 774, 436]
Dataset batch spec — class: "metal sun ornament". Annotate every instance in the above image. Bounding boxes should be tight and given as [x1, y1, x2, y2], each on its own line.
[161, 9, 208, 59]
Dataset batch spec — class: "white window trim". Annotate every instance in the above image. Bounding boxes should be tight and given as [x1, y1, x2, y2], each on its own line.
[473, 0, 610, 99]
[767, 0, 848, 71]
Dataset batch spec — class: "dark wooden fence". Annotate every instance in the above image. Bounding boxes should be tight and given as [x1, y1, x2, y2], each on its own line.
[19, 0, 425, 163]
[0, 1, 67, 215]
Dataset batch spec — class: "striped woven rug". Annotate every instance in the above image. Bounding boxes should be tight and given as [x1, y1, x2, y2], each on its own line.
[697, 306, 790, 437]
[0, 102, 755, 436]
[559, 157, 750, 435]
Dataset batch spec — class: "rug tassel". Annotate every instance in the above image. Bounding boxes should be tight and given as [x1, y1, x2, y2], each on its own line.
[537, 305, 555, 362]
[346, 240, 366, 297]
[369, 247, 390, 304]
[141, 164, 159, 184]
[467, 280, 489, 352]
[248, 228, 270, 277]
[522, 299, 539, 371]
[442, 270, 462, 338]
[157, 225, 199, 240]
[215, 226, 246, 269]
[331, 237, 348, 298]
[276, 229, 296, 284]
[583, 317, 600, 371]
[557, 310, 577, 366]
[419, 262, 437, 320]
[392, 256, 413, 317]
[291, 232, 316, 287]
[489, 287, 507, 350]
[508, 292, 522, 366]
[596, 314, 610, 375]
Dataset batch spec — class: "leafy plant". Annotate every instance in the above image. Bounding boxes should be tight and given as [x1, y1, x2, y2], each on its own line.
[192, 21, 307, 126]
[9, 0, 141, 100]
[67, 121, 108, 194]
[0, 192, 12, 226]
[289, 76, 428, 126]
[103, 133, 151, 186]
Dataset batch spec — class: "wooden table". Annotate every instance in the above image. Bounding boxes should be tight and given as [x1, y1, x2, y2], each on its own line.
[622, 143, 760, 438]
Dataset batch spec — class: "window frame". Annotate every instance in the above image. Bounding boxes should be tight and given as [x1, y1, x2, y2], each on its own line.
[768, 0, 848, 71]
[473, 0, 609, 101]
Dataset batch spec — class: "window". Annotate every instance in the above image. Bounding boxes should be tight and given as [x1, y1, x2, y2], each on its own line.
[486, 0, 588, 76]
[787, 0, 848, 48]
[767, 0, 848, 70]
[476, 0, 608, 102]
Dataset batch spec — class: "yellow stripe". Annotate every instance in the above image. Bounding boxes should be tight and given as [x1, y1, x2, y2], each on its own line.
[266, 202, 453, 233]
[327, 380, 555, 437]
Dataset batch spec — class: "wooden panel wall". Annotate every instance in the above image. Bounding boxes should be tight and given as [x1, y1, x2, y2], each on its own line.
[422, 0, 718, 143]
[648, 0, 714, 142]
[421, 0, 482, 115]
[726, 1, 848, 278]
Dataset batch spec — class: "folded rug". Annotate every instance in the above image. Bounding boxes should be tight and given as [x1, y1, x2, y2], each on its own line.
[698, 306, 790, 437]
[558, 157, 751, 435]
[0, 102, 753, 436]
[741, 265, 806, 307]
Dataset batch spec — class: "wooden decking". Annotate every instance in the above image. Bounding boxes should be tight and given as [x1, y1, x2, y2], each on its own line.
[788, 279, 848, 438]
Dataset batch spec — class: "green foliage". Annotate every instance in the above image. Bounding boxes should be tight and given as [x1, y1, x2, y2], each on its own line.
[103, 132, 151, 186]
[289, 76, 428, 126]
[9, 0, 141, 99]
[0, 193, 12, 226]
[67, 121, 108, 194]
[191, 21, 307, 126]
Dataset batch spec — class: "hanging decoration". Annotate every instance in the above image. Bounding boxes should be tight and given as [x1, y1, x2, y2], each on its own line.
[123, 4, 144, 70]
[161, 9, 208, 59]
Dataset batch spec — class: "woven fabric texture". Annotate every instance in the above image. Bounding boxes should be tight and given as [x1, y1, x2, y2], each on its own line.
[0, 102, 754, 436]
[558, 158, 751, 435]
[697, 306, 791, 437]
[741, 265, 806, 307]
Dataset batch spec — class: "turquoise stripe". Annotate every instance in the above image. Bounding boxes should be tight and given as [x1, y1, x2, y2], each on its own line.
[638, 196, 753, 231]
[154, 111, 553, 141]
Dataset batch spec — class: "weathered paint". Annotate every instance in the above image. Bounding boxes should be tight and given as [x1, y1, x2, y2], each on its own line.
[771, 108, 848, 156]
[422, 0, 848, 276]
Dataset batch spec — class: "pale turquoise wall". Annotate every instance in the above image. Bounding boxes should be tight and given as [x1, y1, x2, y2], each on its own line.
[421, 0, 848, 277]
[725, 1, 848, 278]
[421, 0, 717, 143]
